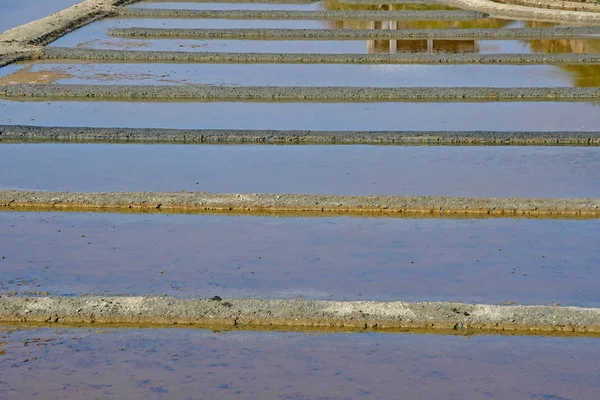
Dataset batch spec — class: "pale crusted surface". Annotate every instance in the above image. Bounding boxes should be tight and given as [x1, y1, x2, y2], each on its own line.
[0, 44, 41, 68]
[448, 0, 600, 23]
[1, 125, 600, 145]
[0, 190, 599, 217]
[493, 0, 600, 12]
[0, 0, 131, 46]
[1, 296, 600, 333]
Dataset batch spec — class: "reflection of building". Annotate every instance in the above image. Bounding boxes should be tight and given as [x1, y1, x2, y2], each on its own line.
[365, 21, 480, 54]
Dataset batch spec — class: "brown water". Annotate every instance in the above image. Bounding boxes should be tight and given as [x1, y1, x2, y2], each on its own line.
[1, 212, 599, 305]
[1, 327, 599, 399]
[1, 144, 600, 198]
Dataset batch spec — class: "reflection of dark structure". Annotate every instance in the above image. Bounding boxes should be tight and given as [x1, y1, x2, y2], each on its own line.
[366, 21, 480, 54]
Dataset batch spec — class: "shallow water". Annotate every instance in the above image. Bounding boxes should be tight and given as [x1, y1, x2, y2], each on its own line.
[1, 327, 599, 399]
[52, 19, 600, 54]
[1, 101, 598, 131]
[52, 36, 600, 55]
[3, 61, 595, 88]
[1, 212, 599, 305]
[107, 18, 495, 30]
[129, 1, 327, 11]
[48, 15, 600, 55]
[1, 144, 600, 197]
[0, 0, 81, 33]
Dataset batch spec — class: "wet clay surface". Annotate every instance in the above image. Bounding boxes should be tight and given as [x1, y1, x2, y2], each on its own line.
[3, 60, 598, 88]
[1, 327, 599, 399]
[1, 212, 599, 305]
[1, 144, 599, 198]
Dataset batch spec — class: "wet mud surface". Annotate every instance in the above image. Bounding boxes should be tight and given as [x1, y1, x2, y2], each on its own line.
[1, 211, 599, 305]
[1, 327, 599, 399]
[1, 100, 598, 132]
[1, 144, 600, 198]
[3, 60, 598, 88]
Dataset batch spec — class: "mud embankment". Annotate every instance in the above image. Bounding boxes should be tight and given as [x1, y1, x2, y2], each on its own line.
[0, 190, 599, 217]
[107, 26, 600, 40]
[1, 124, 599, 145]
[2, 84, 600, 102]
[118, 9, 489, 20]
[2, 296, 600, 334]
[42, 47, 600, 65]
